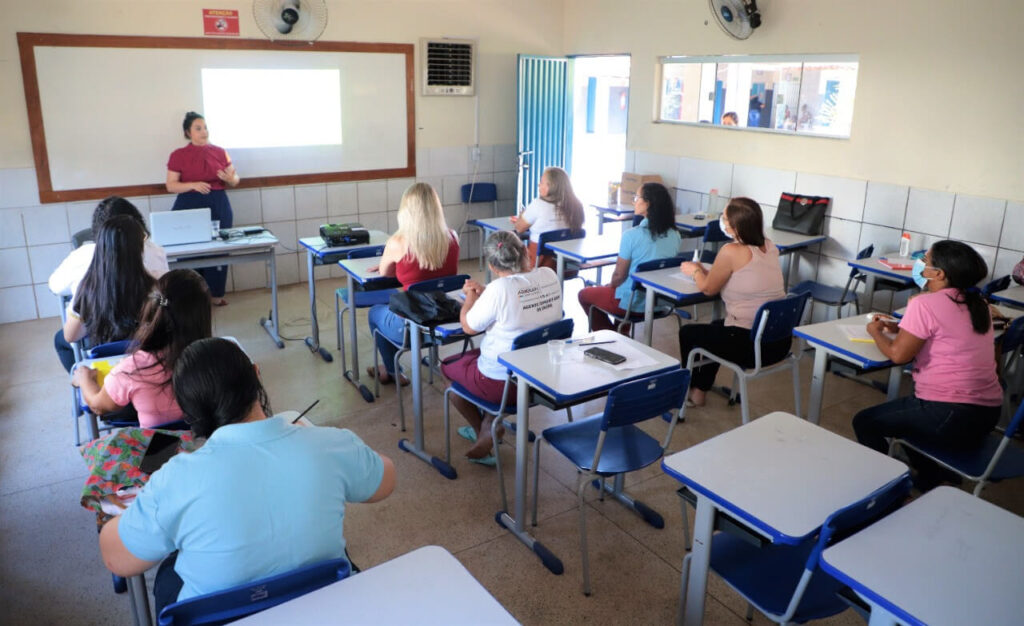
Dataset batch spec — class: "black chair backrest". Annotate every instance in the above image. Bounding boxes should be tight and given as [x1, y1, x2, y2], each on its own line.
[601, 369, 690, 430]
[512, 318, 574, 350]
[407, 274, 469, 294]
[847, 244, 875, 280]
[537, 228, 585, 257]
[1000, 316, 1024, 356]
[634, 255, 690, 274]
[702, 217, 730, 244]
[749, 292, 811, 343]
[71, 228, 94, 249]
[345, 246, 385, 260]
[983, 275, 1011, 299]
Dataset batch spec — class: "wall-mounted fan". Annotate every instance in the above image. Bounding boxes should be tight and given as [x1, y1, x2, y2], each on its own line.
[709, 0, 762, 40]
[254, 0, 328, 42]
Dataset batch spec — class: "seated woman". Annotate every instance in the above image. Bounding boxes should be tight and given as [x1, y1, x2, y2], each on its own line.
[677, 197, 788, 407]
[99, 337, 396, 614]
[366, 183, 460, 385]
[72, 269, 212, 428]
[442, 231, 562, 461]
[510, 166, 584, 270]
[578, 182, 681, 333]
[853, 240, 1002, 489]
[61, 215, 157, 370]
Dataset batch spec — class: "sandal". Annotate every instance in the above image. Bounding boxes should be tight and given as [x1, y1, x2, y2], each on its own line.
[365, 366, 410, 386]
[457, 426, 478, 443]
[467, 454, 497, 467]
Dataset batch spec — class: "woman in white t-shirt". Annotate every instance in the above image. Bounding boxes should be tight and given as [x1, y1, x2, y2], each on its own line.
[441, 230, 562, 462]
[510, 166, 584, 271]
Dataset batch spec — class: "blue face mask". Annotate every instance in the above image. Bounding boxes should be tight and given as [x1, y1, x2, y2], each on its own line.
[911, 258, 929, 289]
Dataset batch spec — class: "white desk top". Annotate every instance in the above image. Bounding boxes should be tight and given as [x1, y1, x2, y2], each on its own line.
[546, 233, 620, 262]
[991, 284, 1024, 308]
[675, 213, 714, 232]
[468, 216, 517, 232]
[793, 315, 892, 369]
[766, 228, 827, 251]
[821, 486, 1024, 626]
[631, 266, 706, 300]
[235, 545, 519, 625]
[848, 255, 916, 283]
[164, 229, 278, 259]
[298, 231, 388, 257]
[337, 256, 392, 286]
[662, 411, 908, 542]
[591, 203, 635, 216]
[498, 329, 679, 403]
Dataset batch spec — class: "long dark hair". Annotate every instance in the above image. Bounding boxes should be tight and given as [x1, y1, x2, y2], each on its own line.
[929, 240, 991, 334]
[130, 269, 212, 387]
[73, 215, 155, 344]
[640, 182, 676, 238]
[541, 167, 584, 233]
[91, 196, 149, 238]
[725, 197, 766, 247]
[173, 338, 272, 439]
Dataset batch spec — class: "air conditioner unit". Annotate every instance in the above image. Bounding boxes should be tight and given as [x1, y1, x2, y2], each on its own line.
[421, 38, 476, 96]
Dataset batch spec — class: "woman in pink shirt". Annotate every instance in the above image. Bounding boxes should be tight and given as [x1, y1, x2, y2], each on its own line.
[854, 240, 1002, 489]
[72, 270, 213, 428]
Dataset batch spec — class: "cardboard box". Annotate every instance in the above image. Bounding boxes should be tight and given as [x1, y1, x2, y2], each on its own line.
[618, 172, 663, 204]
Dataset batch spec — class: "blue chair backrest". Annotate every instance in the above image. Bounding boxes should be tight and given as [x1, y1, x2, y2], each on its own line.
[407, 274, 469, 294]
[345, 245, 385, 260]
[1004, 400, 1024, 441]
[702, 217, 730, 244]
[85, 340, 133, 359]
[634, 255, 690, 274]
[807, 475, 911, 570]
[749, 292, 811, 343]
[847, 244, 875, 279]
[601, 369, 690, 431]
[158, 557, 351, 626]
[537, 228, 586, 257]
[1001, 316, 1024, 356]
[461, 182, 497, 204]
[983, 275, 1011, 298]
[512, 319, 574, 350]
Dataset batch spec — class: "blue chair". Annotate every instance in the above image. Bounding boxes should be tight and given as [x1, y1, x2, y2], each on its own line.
[443, 318, 575, 508]
[696, 217, 730, 264]
[586, 255, 697, 337]
[685, 292, 810, 425]
[680, 475, 911, 624]
[983, 274, 1011, 300]
[531, 369, 689, 595]
[536, 228, 585, 280]
[372, 274, 472, 431]
[334, 245, 396, 371]
[157, 557, 351, 626]
[461, 182, 498, 217]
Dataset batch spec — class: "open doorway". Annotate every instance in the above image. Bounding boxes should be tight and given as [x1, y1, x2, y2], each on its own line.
[568, 55, 630, 217]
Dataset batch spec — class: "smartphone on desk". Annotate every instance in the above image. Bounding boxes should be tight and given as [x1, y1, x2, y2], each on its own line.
[139, 432, 181, 475]
[584, 346, 626, 365]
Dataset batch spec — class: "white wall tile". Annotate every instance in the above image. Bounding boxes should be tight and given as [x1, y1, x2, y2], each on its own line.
[358, 211, 388, 233]
[794, 173, 866, 222]
[633, 152, 680, 188]
[730, 164, 797, 208]
[22, 204, 70, 246]
[442, 175, 468, 205]
[0, 209, 25, 248]
[387, 210, 400, 233]
[230, 261, 268, 291]
[904, 231, 944, 256]
[294, 184, 327, 220]
[415, 147, 431, 176]
[949, 194, 1005, 247]
[386, 178, 416, 211]
[0, 168, 40, 209]
[623, 150, 636, 173]
[429, 146, 469, 176]
[674, 189, 703, 214]
[149, 194, 177, 213]
[493, 144, 517, 172]
[904, 188, 954, 237]
[34, 283, 61, 319]
[0, 286, 37, 323]
[295, 218, 323, 240]
[356, 181, 387, 213]
[793, 250, 819, 284]
[66, 202, 96, 237]
[0, 248, 32, 288]
[496, 199, 516, 217]
[966, 243, 998, 282]
[327, 183, 358, 219]
[261, 187, 295, 223]
[859, 223, 902, 256]
[275, 252, 300, 286]
[999, 201, 1024, 252]
[814, 255, 854, 289]
[862, 182, 908, 228]
[675, 157, 733, 196]
[227, 189, 263, 226]
[821, 217, 862, 260]
[494, 171, 517, 203]
[265, 220, 296, 254]
[28, 243, 71, 283]
[993, 248, 1021, 282]
[467, 145, 494, 174]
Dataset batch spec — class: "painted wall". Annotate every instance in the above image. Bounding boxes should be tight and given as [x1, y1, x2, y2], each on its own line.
[562, 0, 1024, 202]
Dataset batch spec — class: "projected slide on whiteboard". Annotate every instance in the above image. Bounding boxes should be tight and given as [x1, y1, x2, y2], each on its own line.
[29, 42, 410, 192]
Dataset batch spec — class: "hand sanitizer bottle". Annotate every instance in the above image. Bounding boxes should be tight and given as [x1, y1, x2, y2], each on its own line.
[707, 188, 719, 216]
[899, 232, 911, 258]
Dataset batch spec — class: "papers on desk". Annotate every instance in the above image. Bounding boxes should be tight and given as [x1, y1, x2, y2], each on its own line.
[670, 270, 697, 283]
[840, 323, 895, 344]
[877, 257, 913, 270]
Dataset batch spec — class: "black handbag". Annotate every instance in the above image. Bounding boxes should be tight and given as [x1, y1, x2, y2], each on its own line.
[772, 193, 830, 236]
[388, 290, 461, 326]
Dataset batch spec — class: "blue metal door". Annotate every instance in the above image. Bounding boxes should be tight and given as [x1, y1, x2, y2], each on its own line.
[517, 55, 569, 209]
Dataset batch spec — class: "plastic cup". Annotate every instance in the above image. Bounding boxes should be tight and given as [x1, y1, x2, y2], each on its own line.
[211, 220, 220, 238]
[547, 339, 566, 363]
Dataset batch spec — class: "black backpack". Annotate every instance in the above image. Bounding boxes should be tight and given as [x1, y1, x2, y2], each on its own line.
[388, 290, 461, 326]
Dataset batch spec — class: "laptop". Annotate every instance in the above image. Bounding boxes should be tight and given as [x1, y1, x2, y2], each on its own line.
[150, 208, 212, 246]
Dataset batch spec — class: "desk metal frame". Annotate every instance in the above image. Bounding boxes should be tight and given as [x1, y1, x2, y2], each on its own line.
[337, 257, 400, 403]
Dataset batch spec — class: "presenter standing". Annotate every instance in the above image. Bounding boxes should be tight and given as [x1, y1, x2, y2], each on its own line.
[166, 111, 239, 305]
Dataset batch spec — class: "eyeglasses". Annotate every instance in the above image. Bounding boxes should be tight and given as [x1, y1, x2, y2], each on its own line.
[633, 195, 644, 203]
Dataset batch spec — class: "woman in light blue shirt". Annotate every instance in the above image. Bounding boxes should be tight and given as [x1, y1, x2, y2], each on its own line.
[578, 182, 681, 332]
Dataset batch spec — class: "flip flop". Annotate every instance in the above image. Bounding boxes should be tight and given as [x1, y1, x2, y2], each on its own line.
[457, 426, 478, 443]
[467, 454, 496, 467]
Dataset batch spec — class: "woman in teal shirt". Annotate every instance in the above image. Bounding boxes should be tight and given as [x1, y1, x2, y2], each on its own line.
[578, 182, 681, 332]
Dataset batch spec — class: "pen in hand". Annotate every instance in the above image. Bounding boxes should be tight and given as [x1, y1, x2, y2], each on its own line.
[292, 399, 320, 424]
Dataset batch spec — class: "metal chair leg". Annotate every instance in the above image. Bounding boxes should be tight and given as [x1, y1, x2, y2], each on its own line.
[492, 413, 510, 512]
[739, 375, 750, 425]
[531, 434, 541, 526]
[394, 348, 406, 432]
[442, 387, 452, 464]
[791, 358, 803, 419]
[680, 495, 691, 551]
[577, 475, 593, 596]
[371, 330, 382, 399]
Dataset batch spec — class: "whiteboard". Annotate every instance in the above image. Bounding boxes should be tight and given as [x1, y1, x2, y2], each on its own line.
[18, 33, 415, 203]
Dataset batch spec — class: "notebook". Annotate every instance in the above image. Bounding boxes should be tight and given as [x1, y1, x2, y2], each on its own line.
[150, 208, 212, 246]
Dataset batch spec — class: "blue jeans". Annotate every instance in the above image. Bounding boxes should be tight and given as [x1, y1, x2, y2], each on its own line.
[367, 304, 407, 375]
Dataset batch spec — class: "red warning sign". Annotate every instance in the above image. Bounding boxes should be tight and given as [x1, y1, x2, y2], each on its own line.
[203, 9, 240, 37]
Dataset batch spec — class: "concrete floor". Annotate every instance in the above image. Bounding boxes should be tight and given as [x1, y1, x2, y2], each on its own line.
[2, 259, 1021, 625]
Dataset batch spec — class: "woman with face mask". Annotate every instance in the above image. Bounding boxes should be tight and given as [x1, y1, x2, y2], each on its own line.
[854, 240, 1002, 490]
[677, 197, 787, 407]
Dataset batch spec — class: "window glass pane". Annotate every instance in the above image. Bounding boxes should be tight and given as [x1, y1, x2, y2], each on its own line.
[659, 63, 704, 123]
[797, 61, 859, 137]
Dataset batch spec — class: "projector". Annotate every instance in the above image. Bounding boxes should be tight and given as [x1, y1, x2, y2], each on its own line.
[320, 223, 370, 247]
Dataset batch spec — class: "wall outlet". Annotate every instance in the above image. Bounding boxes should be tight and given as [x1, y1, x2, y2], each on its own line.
[471, 146, 481, 162]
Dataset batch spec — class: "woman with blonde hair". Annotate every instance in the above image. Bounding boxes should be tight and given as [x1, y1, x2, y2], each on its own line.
[511, 166, 584, 270]
[366, 183, 460, 384]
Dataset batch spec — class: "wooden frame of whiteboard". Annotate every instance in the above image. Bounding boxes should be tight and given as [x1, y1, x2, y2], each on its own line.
[17, 32, 416, 204]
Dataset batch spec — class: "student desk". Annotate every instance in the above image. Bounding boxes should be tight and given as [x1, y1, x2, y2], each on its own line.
[497, 330, 679, 574]
[821, 486, 1024, 626]
[793, 316, 902, 424]
[467, 216, 517, 272]
[591, 202, 636, 235]
[847, 255, 916, 309]
[630, 265, 713, 346]
[990, 284, 1024, 309]
[234, 545, 518, 625]
[336, 257, 401, 402]
[298, 232, 389, 362]
[675, 213, 712, 236]
[166, 230, 282, 349]
[546, 233, 619, 288]
[661, 411, 909, 626]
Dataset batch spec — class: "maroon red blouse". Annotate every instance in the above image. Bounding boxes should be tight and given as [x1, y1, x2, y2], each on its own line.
[167, 143, 231, 190]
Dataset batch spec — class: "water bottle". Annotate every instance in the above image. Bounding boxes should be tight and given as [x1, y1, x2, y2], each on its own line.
[898, 232, 911, 258]
[707, 188, 719, 216]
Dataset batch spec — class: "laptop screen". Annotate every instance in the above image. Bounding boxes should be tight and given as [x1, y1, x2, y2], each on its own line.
[150, 208, 212, 246]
